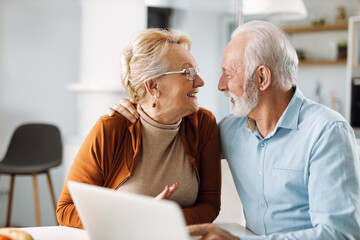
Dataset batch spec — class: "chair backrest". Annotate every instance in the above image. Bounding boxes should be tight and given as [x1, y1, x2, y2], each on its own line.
[2, 123, 62, 166]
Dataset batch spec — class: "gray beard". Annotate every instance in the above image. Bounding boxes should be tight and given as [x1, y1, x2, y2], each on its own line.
[225, 76, 259, 117]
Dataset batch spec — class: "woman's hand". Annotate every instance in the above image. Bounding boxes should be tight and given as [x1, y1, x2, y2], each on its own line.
[107, 98, 139, 123]
[155, 182, 179, 200]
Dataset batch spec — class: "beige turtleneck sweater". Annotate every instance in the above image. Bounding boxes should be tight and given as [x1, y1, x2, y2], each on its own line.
[117, 105, 199, 208]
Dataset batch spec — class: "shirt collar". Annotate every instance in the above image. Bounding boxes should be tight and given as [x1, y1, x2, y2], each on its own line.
[245, 87, 304, 134]
[276, 87, 304, 131]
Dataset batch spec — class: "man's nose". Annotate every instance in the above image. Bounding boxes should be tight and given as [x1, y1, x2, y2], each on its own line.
[218, 76, 227, 91]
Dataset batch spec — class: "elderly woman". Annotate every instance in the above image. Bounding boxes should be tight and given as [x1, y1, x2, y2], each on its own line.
[56, 29, 221, 229]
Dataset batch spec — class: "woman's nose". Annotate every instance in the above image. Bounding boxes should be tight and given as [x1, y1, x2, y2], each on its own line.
[193, 74, 204, 87]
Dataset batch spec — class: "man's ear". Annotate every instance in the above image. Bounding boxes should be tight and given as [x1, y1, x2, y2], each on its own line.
[257, 65, 271, 91]
[144, 79, 158, 97]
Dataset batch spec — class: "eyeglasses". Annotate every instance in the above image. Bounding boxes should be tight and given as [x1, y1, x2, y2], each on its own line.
[161, 67, 199, 81]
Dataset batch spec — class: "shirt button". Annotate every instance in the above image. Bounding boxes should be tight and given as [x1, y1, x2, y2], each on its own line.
[261, 143, 265, 147]
[261, 203, 266, 208]
[257, 171, 262, 176]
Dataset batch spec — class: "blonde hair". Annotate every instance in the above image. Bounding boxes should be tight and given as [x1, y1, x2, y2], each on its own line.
[120, 28, 192, 101]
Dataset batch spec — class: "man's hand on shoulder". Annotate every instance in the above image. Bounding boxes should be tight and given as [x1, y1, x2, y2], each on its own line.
[107, 98, 139, 123]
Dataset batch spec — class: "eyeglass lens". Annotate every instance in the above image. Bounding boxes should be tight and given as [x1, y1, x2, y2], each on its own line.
[185, 68, 198, 80]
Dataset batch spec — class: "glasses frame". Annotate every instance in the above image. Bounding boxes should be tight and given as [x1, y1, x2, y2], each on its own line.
[161, 67, 199, 81]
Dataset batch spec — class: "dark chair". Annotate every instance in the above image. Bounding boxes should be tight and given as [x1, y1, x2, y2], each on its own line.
[0, 123, 62, 227]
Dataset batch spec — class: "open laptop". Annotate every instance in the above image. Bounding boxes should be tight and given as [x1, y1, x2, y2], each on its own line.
[67, 181, 193, 240]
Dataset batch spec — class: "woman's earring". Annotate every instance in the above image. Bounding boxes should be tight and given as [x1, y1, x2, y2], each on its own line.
[152, 95, 158, 108]
[152, 91, 159, 108]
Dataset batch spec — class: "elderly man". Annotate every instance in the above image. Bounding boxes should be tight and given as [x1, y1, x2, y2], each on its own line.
[110, 20, 360, 239]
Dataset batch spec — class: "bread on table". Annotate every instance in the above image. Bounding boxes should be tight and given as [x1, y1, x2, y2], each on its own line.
[0, 228, 33, 240]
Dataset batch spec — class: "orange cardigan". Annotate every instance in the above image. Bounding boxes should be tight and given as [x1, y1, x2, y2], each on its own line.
[57, 108, 221, 229]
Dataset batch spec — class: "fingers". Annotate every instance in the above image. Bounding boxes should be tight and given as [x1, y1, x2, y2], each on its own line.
[188, 223, 213, 237]
[188, 224, 240, 240]
[107, 107, 116, 117]
[107, 98, 139, 123]
[119, 98, 139, 119]
[154, 182, 179, 200]
[116, 103, 137, 123]
[167, 182, 179, 198]
[155, 185, 170, 200]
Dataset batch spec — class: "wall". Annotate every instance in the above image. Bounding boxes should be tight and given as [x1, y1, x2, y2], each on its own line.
[292, 32, 348, 115]
[0, 0, 80, 226]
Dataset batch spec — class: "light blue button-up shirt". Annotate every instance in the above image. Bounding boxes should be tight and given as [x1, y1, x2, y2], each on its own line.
[219, 88, 360, 239]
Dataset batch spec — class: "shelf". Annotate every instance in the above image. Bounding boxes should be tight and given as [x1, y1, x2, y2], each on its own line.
[283, 23, 348, 34]
[299, 59, 347, 66]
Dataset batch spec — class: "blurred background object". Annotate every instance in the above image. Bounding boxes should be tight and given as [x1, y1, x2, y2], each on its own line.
[336, 6, 346, 23]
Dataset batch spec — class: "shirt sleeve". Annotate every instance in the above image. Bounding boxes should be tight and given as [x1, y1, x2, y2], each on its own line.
[182, 112, 222, 224]
[239, 121, 360, 240]
[56, 119, 107, 229]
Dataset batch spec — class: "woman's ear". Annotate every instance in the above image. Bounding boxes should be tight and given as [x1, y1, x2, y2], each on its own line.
[257, 65, 271, 91]
[144, 79, 158, 97]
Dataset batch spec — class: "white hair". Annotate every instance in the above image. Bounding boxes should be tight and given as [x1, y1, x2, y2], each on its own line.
[231, 20, 298, 90]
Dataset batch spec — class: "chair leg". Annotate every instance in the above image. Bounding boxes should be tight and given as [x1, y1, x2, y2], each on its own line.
[32, 173, 41, 226]
[46, 170, 58, 224]
[6, 175, 15, 227]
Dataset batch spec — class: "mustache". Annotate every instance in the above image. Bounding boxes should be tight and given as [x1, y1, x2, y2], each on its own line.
[224, 90, 236, 99]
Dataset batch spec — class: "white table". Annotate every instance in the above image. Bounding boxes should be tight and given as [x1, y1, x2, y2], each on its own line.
[21, 223, 255, 240]
[21, 226, 89, 240]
